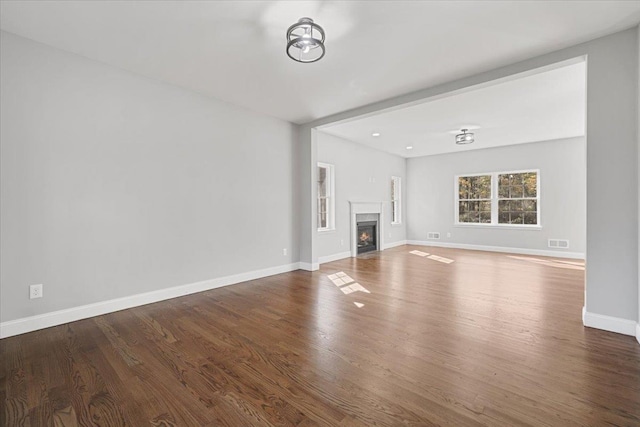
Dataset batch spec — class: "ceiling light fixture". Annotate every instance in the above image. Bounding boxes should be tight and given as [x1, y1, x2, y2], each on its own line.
[455, 129, 474, 145]
[286, 18, 325, 63]
[372, 132, 380, 137]
[406, 146, 413, 150]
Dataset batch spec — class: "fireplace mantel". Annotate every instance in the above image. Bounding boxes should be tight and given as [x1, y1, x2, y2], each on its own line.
[349, 201, 385, 257]
[349, 201, 384, 215]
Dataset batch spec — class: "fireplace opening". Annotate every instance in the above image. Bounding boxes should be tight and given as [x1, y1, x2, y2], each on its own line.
[357, 221, 377, 254]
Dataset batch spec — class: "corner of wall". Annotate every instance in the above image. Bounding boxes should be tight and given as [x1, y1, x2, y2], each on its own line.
[582, 306, 638, 337]
[637, 23, 640, 336]
[297, 124, 317, 267]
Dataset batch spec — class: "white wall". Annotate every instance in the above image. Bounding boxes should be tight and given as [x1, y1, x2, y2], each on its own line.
[316, 132, 406, 261]
[584, 28, 638, 326]
[0, 32, 299, 325]
[406, 137, 586, 255]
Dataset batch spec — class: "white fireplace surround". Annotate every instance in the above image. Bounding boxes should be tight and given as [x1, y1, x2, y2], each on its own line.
[350, 201, 385, 257]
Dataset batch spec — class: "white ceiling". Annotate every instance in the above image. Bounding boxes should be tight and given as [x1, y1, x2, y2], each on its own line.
[322, 61, 586, 158]
[1, 1, 638, 124]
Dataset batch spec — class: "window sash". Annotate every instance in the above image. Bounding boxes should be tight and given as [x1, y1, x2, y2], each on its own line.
[392, 200, 400, 223]
[458, 199, 492, 224]
[318, 163, 334, 230]
[497, 199, 538, 225]
[391, 176, 401, 224]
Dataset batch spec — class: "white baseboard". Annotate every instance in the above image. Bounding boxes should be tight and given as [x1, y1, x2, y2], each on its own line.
[319, 251, 352, 265]
[582, 307, 637, 336]
[382, 240, 407, 250]
[636, 323, 640, 345]
[406, 240, 584, 259]
[299, 262, 319, 271]
[0, 262, 301, 339]
[319, 240, 408, 264]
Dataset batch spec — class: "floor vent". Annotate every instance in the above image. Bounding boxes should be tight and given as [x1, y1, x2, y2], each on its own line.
[548, 239, 569, 249]
[427, 232, 440, 240]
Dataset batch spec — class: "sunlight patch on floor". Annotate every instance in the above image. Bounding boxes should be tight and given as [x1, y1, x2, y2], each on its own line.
[409, 250, 429, 257]
[427, 255, 454, 264]
[325, 271, 371, 307]
[328, 272, 355, 286]
[554, 259, 586, 267]
[507, 255, 585, 270]
[340, 283, 371, 295]
[410, 250, 455, 263]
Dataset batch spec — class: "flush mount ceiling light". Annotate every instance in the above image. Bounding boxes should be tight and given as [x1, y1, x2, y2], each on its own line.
[372, 132, 380, 137]
[286, 17, 326, 63]
[406, 146, 413, 150]
[455, 129, 474, 145]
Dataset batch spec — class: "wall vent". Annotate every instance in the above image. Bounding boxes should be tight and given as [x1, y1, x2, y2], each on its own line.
[548, 239, 569, 249]
[427, 232, 440, 240]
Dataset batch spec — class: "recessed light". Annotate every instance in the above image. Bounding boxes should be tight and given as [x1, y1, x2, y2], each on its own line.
[372, 132, 380, 137]
[406, 146, 413, 150]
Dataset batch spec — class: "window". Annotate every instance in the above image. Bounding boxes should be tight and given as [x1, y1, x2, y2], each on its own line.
[455, 170, 539, 226]
[317, 163, 335, 231]
[391, 176, 402, 224]
[457, 175, 492, 224]
[497, 172, 538, 225]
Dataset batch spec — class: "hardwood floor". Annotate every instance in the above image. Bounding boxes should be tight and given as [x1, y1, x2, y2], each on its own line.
[2, 246, 639, 426]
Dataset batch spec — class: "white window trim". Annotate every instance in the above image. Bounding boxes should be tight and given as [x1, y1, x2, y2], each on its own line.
[454, 169, 541, 229]
[317, 162, 335, 232]
[391, 176, 402, 225]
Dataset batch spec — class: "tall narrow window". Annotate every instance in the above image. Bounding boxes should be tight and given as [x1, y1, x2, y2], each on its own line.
[498, 172, 538, 225]
[391, 176, 401, 224]
[317, 163, 335, 231]
[457, 175, 492, 224]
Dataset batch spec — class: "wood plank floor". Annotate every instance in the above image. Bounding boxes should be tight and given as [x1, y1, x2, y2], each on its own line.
[2, 246, 639, 426]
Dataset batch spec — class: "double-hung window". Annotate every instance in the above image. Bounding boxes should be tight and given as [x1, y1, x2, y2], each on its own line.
[497, 172, 538, 225]
[391, 176, 402, 224]
[317, 163, 335, 231]
[455, 170, 539, 226]
[457, 175, 492, 224]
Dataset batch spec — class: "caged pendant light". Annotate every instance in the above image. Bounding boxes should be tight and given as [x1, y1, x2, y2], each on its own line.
[286, 17, 326, 63]
[456, 129, 475, 145]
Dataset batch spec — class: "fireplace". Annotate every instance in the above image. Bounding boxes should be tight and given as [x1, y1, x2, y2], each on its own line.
[349, 202, 383, 258]
[357, 221, 377, 254]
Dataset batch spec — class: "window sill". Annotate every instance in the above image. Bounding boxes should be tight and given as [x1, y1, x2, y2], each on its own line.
[391, 222, 403, 227]
[453, 224, 542, 231]
[317, 228, 336, 234]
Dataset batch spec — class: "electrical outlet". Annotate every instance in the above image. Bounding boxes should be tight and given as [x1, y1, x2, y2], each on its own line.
[340, 239, 344, 246]
[447, 232, 451, 238]
[30, 284, 43, 299]
[283, 248, 287, 256]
